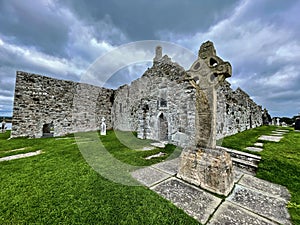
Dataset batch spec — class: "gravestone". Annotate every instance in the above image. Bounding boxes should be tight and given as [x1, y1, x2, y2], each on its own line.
[177, 41, 234, 196]
[100, 117, 106, 135]
[276, 118, 280, 126]
[295, 118, 300, 130]
[1, 119, 5, 133]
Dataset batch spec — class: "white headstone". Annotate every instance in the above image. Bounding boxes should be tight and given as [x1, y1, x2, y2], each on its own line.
[276, 118, 280, 126]
[100, 117, 106, 135]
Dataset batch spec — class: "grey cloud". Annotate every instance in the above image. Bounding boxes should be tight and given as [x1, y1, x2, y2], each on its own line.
[59, 0, 240, 40]
[0, 0, 70, 57]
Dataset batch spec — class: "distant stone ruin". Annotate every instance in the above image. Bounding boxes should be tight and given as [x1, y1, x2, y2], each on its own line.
[11, 42, 263, 148]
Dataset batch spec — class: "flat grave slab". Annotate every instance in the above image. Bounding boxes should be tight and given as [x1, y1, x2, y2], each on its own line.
[258, 135, 282, 142]
[245, 146, 263, 152]
[151, 158, 179, 175]
[130, 167, 171, 187]
[150, 142, 165, 148]
[239, 174, 291, 201]
[254, 142, 264, 147]
[0, 150, 42, 162]
[151, 177, 222, 224]
[228, 184, 291, 225]
[276, 129, 289, 132]
[208, 201, 277, 225]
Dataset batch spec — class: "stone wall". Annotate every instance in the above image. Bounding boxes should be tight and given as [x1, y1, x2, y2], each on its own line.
[11, 48, 263, 143]
[112, 56, 196, 147]
[112, 54, 263, 147]
[11, 71, 114, 138]
[216, 83, 262, 139]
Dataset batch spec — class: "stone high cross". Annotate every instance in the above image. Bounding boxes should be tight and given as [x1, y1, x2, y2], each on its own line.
[187, 41, 231, 149]
[177, 41, 234, 196]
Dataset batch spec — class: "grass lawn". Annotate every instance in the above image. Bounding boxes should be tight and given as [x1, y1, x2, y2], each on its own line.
[0, 130, 197, 225]
[221, 126, 300, 225]
[1, 126, 299, 224]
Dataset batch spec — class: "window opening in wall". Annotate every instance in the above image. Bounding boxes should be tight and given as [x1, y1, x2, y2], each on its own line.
[157, 98, 167, 109]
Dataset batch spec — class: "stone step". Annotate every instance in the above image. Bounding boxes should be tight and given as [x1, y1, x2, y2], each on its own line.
[217, 146, 261, 174]
[231, 157, 258, 175]
[217, 146, 261, 164]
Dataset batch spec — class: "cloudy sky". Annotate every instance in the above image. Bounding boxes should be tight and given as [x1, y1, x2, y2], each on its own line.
[0, 0, 299, 118]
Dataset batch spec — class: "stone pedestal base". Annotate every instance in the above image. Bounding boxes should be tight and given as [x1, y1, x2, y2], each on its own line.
[177, 147, 234, 196]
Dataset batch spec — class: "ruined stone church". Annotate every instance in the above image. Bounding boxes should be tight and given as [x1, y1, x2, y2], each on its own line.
[11, 43, 263, 147]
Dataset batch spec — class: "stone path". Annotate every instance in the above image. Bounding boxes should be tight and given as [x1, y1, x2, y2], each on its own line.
[131, 157, 291, 225]
[246, 128, 289, 152]
[0, 150, 42, 162]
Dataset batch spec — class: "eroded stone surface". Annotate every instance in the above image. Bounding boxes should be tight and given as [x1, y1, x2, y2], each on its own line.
[208, 201, 277, 225]
[151, 158, 179, 175]
[151, 177, 222, 224]
[177, 147, 234, 196]
[258, 135, 282, 142]
[239, 174, 291, 201]
[228, 184, 291, 225]
[130, 167, 170, 187]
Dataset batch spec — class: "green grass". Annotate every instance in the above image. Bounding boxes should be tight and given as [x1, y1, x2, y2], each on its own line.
[1, 126, 299, 224]
[220, 125, 278, 152]
[0, 130, 197, 225]
[222, 126, 300, 224]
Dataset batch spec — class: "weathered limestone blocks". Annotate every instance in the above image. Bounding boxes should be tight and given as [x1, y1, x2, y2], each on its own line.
[11, 71, 114, 138]
[177, 147, 234, 196]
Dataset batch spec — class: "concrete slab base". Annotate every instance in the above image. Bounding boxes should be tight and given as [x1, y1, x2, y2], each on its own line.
[208, 201, 277, 225]
[131, 157, 292, 225]
[131, 167, 171, 187]
[151, 158, 179, 175]
[228, 185, 291, 225]
[151, 177, 222, 224]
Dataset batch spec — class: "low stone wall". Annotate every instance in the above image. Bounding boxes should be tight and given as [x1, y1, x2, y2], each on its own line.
[11, 71, 114, 138]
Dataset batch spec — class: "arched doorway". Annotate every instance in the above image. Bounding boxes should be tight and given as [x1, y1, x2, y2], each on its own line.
[158, 113, 168, 141]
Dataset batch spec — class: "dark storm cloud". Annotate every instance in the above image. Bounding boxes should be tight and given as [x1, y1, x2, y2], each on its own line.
[59, 0, 240, 40]
[0, 0, 70, 57]
[0, 0, 299, 118]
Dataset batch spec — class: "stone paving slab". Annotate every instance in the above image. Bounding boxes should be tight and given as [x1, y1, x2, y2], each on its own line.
[239, 174, 291, 201]
[270, 133, 284, 136]
[130, 167, 171, 187]
[208, 201, 277, 225]
[151, 158, 179, 175]
[228, 184, 291, 225]
[151, 177, 222, 224]
[0, 150, 42, 162]
[276, 129, 289, 132]
[233, 167, 244, 183]
[258, 135, 282, 142]
[150, 142, 165, 148]
[245, 146, 263, 152]
[272, 131, 285, 134]
[254, 142, 264, 147]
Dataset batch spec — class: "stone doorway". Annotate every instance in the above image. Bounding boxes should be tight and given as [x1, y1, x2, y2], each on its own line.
[158, 113, 168, 141]
[42, 123, 54, 137]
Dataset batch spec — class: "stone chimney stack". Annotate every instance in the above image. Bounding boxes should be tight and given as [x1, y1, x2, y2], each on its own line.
[153, 46, 162, 62]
